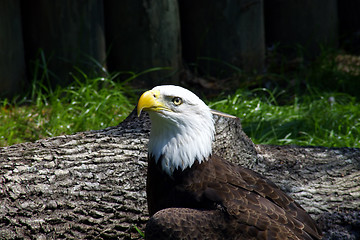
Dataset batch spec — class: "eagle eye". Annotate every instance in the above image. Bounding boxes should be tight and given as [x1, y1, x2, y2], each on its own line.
[172, 97, 183, 106]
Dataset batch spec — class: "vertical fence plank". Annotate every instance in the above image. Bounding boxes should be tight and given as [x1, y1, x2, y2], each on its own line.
[104, 0, 182, 87]
[21, 0, 106, 86]
[338, 0, 360, 53]
[0, 0, 26, 98]
[179, 0, 265, 76]
[264, 0, 338, 58]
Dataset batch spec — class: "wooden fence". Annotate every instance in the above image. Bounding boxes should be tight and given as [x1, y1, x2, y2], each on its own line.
[0, 0, 358, 97]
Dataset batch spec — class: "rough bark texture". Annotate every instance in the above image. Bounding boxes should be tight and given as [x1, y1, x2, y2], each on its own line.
[0, 109, 359, 239]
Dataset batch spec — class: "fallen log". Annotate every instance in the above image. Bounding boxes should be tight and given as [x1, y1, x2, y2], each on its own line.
[0, 109, 359, 239]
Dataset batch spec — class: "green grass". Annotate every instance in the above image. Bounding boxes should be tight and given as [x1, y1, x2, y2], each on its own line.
[1, 47, 360, 148]
[1, 81, 359, 148]
[204, 46, 360, 148]
[0, 69, 136, 147]
[209, 88, 360, 148]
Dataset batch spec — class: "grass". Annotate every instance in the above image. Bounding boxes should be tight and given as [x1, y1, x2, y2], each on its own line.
[1, 47, 360, 148]
[209, 88, 360, 147]
[207, 47, 360, 148]
[0, 47, 174, 147]
[0, 69, 136, 147]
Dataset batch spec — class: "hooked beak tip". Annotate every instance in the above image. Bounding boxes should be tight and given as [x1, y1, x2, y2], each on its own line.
[136, 89, 160, 117]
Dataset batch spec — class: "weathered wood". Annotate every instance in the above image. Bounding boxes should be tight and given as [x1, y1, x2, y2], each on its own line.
[179, 0, 265, 75]
[0, 109, 359, 239]
[338, 0, 360, 54]
[0, 0, 26, 98]
[264, 0, 338, 58]
[338, 0, 360, 37]
[21, 0, 106, 86]
[255, 145, 360, 240]
[104, 0, 182, 87]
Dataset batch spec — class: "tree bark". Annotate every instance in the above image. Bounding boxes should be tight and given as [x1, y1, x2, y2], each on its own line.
[0, 109, 359, 239]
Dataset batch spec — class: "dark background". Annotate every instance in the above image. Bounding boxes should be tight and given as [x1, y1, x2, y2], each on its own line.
[0, 0, 359, 97]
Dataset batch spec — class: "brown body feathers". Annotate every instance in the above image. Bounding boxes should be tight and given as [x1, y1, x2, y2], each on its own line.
[146, 154, 322, 240]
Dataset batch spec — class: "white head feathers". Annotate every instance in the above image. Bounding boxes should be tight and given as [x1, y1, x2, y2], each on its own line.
[146, 85, 215, 176]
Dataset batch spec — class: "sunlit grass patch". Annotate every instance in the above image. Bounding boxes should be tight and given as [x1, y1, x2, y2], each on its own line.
[2, 46, 360, 148]
[0, 70, 136, 147]
[209, 88, 360, 148]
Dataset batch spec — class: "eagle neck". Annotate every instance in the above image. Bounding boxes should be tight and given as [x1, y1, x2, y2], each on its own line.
[148, 111, 214, 176]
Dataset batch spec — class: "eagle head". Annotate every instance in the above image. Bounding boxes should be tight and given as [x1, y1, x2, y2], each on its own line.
[137, 85, 215, 176]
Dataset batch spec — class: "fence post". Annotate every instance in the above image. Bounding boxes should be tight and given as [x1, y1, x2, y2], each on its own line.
[104, 0, 182, 87]
[179, 0, 265, 76]
[338, 0, 360, 53]
[21, 0, 106, 86]
[264, 0, 338, 58]
[0, 0, 26, 98]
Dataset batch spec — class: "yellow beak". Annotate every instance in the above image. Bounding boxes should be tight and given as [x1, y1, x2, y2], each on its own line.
[137, 89, 164, 117]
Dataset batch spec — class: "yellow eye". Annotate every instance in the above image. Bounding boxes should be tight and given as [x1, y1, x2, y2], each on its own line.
[172, 97, 183, 106]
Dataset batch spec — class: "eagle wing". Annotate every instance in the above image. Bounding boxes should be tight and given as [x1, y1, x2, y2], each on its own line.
[179, 154, 322, 239]
[145, 154, 322, 239]
[146, 207, 304, 240]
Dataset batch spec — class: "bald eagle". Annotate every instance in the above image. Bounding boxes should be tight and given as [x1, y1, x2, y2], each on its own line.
[137, 85, 322, 240]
